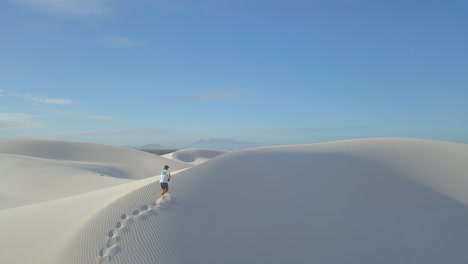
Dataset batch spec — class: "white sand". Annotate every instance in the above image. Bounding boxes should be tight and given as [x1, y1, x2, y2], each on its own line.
[1, 138, 467, 264]
[163, 148, 229, 165]
[0, 140, 192, 210]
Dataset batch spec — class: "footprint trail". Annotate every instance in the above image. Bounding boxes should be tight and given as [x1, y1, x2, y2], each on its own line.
[97, 194, 171, 263]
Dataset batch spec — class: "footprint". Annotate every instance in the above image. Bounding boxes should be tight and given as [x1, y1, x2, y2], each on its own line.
[99, 247, 107, 257]
[107, 230, 116, 238]
[116, 221, 124, 229]
[99, 245, 120, 255]
[132, 210, 140, 216]
[107, 236, 120, 248]
[140, 205, 150, 211]
[121, 214, 128, 220]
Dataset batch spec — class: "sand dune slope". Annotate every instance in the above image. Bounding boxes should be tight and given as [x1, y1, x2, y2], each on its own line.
[172, 138, 468, 264]
[1, 138, 468, 264]
[163, 148, 229, 165]
[0, 177, 158, 264]
[0, 140, 191, 175]
[0, 153, 132, 209]
[0, 140, 192, 209]
[54, 179, 180, 264]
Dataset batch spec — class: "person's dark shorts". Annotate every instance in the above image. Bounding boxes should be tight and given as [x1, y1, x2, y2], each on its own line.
[160, 182, 169, 189]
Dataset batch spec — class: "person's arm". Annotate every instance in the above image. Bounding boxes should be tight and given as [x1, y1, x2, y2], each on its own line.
[168, 171, 171, 181]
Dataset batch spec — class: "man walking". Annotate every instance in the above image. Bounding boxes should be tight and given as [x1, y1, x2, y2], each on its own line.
[160, 165, 171, 197]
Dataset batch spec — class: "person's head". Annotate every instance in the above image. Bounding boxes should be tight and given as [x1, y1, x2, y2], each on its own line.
[164, 165, 169, 170]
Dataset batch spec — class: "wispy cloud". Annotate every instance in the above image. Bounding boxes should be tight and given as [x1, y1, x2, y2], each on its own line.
[34, 98, 73, 105]
[38, 128, 167, 136]
[11, 93, 111, 120]
[100, 36, 147, 48]
[13, 92, 73, 105]
[38, 107, 113, 120]
[10, 0, 115, 16]
[0, 113, 41, 129]
[187, 86, 255, 103]
[0, 89, 4, 97]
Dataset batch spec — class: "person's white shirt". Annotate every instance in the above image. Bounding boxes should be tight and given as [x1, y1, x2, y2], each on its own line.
[160, 169, 170, 183]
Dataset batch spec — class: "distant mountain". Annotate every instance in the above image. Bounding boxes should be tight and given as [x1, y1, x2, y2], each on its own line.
[187, 138, 263, 150]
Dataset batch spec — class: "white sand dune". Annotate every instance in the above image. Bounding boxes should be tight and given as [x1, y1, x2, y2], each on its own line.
[163, 148, 229, 165]
[1, 138, 468, 264]
[0, 153, 132, 209]
[0, 140, 192, 209]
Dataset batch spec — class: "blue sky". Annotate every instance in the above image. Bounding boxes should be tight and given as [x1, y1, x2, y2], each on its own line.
[0, 0, 467, 147]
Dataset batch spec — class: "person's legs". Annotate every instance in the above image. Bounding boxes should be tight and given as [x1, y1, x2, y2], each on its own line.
[160, 183, 169, 196]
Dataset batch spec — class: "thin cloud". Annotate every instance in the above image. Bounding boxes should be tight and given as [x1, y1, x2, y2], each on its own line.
[187, 86, 255, 103]
[0, 113, 41, 129]
[0, 89, 4, 97]
[10, 0, 114, 16]
[39, 107, 113, 120]
[40, 128, 168, 136]
[34, 98, 73, 105]
[100, 36, 147, 48]
[13, 93, 73, 105]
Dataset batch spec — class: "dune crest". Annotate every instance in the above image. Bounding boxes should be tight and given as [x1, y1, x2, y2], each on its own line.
[163, 148, 229, 165]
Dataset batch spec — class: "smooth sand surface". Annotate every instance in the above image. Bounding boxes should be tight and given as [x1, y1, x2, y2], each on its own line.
[1, 138, 467, 264]
[163, 148, 229, 165]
